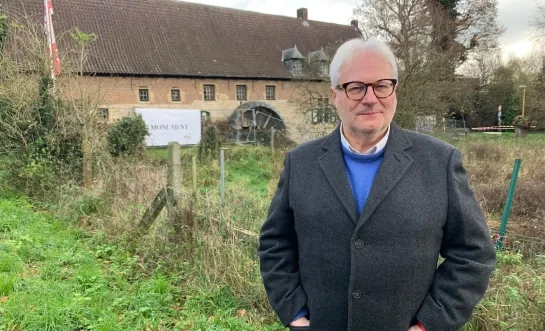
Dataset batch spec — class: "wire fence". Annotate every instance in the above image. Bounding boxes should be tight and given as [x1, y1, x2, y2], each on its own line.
[489, 226, 545, 259]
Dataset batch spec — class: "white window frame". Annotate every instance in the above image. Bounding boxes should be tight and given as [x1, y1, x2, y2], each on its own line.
[204, 85, 215, 101]
[266, 85, 276, 100]
[139, 88, 149, 102]
[293, 60, 303, 75]
[236, 85, 247, 100]
[171, 89, 181, 102]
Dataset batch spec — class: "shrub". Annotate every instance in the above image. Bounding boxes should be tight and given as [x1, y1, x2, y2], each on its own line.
[512, 115, 531, 129]
[198, 125, 221, 162]
[107, 115, 149, 157]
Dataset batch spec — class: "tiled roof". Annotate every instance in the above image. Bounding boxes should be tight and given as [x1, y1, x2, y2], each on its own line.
[282, 46, 305, 61]
[1, 0, 361, 79]
[308, 48, 330, 62]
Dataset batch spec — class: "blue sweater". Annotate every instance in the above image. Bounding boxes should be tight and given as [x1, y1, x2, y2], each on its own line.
[292, 144, 385, 322]
[341, 144, 385, 215]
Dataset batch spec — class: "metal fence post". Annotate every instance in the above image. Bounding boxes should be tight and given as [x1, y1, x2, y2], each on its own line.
[496, 158, 522, 250]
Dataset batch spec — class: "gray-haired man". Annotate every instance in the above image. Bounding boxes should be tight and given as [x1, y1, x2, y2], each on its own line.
[258, 39, 495, 331]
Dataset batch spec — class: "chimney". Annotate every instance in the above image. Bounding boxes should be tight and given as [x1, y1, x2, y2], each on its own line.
[351, 20, 359, 29]
[297, 8, 308, 21]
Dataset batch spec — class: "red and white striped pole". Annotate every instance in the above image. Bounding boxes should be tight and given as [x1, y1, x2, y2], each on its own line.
[44, 0, 61, 80]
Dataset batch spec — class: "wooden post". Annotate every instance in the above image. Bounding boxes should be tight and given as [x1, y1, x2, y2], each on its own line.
[82, 140, 92, 188]
[137, 188, 167, 235]
[167, 142, 182, 241]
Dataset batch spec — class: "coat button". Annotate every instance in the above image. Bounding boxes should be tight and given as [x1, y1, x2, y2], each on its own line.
[352, 290, 362, 299]
[354, 239, 364, 249]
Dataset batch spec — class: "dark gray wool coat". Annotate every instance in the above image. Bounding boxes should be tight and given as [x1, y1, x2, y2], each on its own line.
[258, 123, 496, 331]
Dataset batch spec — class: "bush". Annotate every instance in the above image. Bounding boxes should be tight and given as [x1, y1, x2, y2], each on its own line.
[198, 125, 221, 162]
[107, 115, 149, 157]
[512, 115, 531, 129]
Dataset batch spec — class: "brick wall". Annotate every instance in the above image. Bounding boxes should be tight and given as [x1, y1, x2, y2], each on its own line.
[74, 76, 330, 142]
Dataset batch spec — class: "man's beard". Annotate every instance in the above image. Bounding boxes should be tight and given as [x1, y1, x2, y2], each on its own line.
[347, 122, 388, 136]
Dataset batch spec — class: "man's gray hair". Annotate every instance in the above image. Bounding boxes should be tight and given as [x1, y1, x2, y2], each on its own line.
[329, 39, 398, 89]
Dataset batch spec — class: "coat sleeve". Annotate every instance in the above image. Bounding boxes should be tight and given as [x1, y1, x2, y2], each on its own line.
[258, 151, 308, 326]
[416, 148, 496, 331]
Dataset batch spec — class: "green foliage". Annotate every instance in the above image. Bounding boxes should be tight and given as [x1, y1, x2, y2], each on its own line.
[473, 66, 521, 127]
[69, 27, 97, 46]
[512, 115, 532, 129]
[501, 91, 521, 127]
[0, 15, 8, 53]
[464, 251, 545, 330]
[107, 115, 149, 157]
[0, 72, 83, 197]
[198, 125, 221, 162]
[36, 76, 56, 133]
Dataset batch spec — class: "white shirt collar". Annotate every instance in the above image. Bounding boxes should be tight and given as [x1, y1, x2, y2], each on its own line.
[340, 123, 390, 155]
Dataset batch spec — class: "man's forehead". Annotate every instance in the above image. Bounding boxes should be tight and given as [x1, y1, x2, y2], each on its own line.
[340, 52, 393, 77]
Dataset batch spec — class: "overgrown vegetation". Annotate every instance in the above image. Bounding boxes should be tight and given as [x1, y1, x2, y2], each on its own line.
[2, 132, 545, 330]
[107, 115, 149, 157]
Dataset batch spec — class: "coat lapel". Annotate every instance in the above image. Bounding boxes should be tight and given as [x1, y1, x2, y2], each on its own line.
[318, 125, 359, 224]
[357, 123, 413, 228]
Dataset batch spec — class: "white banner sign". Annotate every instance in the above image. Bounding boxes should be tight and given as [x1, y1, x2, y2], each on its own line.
[135, 108, 201, 146]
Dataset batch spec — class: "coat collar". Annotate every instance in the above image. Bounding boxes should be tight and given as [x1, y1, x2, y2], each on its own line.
[318, 122, 413, 225]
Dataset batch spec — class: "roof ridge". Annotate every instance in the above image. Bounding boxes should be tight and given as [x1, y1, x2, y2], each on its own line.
[101, 0, 354, 27]
[2, 0, 361, 78]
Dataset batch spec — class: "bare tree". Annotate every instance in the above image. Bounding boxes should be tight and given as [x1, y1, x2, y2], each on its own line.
[57, 27, 102, 188]
[531, 1, 545, 40]
[353, 0, 503, 118]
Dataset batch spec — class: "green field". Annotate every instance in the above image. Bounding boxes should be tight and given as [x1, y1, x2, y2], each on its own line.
[0, 196, 284, 330]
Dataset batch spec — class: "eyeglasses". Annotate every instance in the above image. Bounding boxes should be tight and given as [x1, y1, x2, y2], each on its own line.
[335, 79, 397, 100]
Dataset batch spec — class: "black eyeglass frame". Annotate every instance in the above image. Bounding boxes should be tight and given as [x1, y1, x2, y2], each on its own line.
[335, 79, 398, 100]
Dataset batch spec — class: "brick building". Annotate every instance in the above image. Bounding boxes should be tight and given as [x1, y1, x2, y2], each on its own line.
[3, 0, 361, 142]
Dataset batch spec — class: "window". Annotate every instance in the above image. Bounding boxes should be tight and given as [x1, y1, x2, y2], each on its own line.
[236, 85, 247, 100]
[171, 89, 181, 102]
[99, 108, 109, 120]
[311, 98, 337, 124]
[266, 85, 276, 100]
[139, 88, 149, 102]
[203, 85, 215, 101]
[201, 110, 211, 122]
[293, 60, 303, 75]
[320, 62, 329, 76]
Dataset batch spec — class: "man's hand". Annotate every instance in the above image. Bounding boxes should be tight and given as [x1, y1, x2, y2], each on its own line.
[289, 317, 310, 327]
[409, 324, 425, 331]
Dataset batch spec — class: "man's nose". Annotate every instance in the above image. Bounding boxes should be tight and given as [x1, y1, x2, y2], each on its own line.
[360, 85, 378, 104]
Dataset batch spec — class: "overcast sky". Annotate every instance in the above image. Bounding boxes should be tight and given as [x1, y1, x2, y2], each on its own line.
[181, 0, 538, 58]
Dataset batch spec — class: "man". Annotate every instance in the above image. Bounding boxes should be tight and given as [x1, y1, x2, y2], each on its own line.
[257, 39, 495, 331]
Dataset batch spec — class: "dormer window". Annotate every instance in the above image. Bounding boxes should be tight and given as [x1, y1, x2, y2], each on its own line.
[293, 60, 303, 75]
[320, 62, 328, 76]
[308, 48, 330, 77]
[282, 45, 305, 76]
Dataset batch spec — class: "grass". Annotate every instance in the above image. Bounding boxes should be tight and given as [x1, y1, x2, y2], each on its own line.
[464, 252, 545, 330]
[0, 197, 283, 330]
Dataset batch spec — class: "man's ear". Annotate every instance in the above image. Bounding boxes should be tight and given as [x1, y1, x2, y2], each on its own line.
[330, 88, 337, 103]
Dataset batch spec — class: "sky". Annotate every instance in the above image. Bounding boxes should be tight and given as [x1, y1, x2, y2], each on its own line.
[180, 0, 539, 59]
